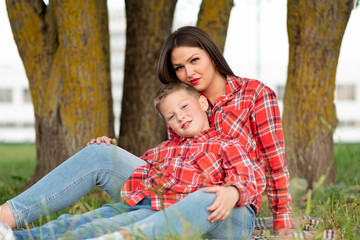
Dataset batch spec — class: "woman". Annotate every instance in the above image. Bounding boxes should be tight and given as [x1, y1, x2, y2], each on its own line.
[156, 26, 294, 234]
[0, 26, 294, 236]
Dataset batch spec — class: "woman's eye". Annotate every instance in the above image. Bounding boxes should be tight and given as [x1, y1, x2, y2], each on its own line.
[174, 66, 183, 71]
[168, 115, 174, 121]
[191, 58, 199, 63]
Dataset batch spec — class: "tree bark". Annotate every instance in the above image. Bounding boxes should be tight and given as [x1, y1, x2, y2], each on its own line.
[6, 0, 114, 186]
[119, 0, 177, 156]
[197, 0, 234, 52]
[284, 0, 353, 189]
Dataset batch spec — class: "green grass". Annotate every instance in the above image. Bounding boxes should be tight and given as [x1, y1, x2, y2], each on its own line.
[0, 142, 112, 229]
[0, 143, 36, 201]
[0, 142, 359, 238]
[334, 143, 360, 185]
[243, 143, 360, 239]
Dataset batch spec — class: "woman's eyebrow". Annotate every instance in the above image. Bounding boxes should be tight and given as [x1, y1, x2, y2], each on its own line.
[186, 53, 198, 62]
[173, 53, 199, 66]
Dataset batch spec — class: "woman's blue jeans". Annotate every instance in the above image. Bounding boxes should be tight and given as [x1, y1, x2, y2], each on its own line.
[14, 190, 255, 240]
[7, 143, 146, 228]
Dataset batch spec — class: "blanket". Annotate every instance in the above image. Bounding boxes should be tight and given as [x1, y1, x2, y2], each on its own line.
[251, 216, 337, 240]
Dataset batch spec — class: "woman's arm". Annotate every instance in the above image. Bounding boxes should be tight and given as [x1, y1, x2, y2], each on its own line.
[204, 186, 239, 222]
[253, 85, 293, 229]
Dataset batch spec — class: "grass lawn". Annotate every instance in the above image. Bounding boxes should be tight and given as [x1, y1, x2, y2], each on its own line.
[0, 142, 359, 238]
[0, 143, 36, 201]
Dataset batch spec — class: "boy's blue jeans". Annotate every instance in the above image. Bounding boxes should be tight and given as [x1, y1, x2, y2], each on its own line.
[14, 192, 255, 240]
[7, 143, 146, 227]
[7, 143, 255, 239]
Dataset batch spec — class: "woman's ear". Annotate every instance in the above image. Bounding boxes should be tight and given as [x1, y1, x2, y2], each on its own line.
[199, 95, 209, 111]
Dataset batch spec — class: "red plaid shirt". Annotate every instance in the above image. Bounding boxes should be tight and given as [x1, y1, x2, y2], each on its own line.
[168, 76, 293, 230]
[121, 127, 257, 212]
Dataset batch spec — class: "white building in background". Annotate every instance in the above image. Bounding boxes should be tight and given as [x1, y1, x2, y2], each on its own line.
[0, 65, 35, 142]
[1, 0, 360, 143]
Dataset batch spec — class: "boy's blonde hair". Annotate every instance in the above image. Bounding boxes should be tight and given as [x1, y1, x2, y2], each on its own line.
[154, 82, 201, 114]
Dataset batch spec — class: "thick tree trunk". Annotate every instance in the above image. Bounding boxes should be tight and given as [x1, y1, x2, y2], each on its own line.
[197, 0, 234, 52]
[6, 0, 114, 186]
[119, 0, 177, 156]
[284, 0, 353, 189]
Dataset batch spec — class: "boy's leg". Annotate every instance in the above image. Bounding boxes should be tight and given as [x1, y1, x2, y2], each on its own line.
[14, 202, 155, 240]
[61, 208, 155, 240]
[2, 143, 146, 228]
[122, 189, 255, 239]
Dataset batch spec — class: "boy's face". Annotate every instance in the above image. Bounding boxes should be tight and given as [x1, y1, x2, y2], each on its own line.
[159, 89, 210, 138]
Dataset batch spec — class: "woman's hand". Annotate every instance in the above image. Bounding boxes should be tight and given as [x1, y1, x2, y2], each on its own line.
[87, 136, 117, 146]
[205, 186, 240, 223]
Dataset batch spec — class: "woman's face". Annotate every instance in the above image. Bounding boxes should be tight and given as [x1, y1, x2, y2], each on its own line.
[170, 46, 223, 95]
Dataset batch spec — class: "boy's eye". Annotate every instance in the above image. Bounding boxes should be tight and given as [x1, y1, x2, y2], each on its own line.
[181, 104, 188, 109]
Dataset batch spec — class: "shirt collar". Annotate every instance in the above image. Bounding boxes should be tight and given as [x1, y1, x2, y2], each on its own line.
[210, 75, 240, 109]
[174, 127, 217, 144]
[225, 75, 242, 96]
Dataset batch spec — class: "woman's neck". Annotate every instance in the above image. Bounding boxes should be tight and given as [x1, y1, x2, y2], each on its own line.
[202, 75, 227, 105]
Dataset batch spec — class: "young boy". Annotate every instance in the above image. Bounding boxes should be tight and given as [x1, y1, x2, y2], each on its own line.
[2, 82, 259, 240]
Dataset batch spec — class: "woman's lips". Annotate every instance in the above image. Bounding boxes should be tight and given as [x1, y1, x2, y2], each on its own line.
[190, 78, 200, 85]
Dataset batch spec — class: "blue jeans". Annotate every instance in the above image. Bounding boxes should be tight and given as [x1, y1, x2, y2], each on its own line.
[7, 143, 146, 228]
[14, 190, 255, 240]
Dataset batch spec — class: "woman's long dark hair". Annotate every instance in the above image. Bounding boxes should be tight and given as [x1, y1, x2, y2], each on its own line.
[157, 26, 234, 84]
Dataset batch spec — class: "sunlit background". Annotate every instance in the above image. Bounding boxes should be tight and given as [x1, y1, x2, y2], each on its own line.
[1, 0, 359, 143]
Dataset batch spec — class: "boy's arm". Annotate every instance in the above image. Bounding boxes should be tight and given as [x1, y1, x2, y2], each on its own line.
[140, 139, 175, 163]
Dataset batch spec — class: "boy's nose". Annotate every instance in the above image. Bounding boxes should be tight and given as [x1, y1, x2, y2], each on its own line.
[177, 113, 186, 122]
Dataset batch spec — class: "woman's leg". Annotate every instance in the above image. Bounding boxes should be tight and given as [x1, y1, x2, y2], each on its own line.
[122, 189, 255, 239]
[1, 143, 146, 228]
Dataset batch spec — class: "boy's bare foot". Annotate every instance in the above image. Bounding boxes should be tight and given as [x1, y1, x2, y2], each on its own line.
[119, 229, 132, 240]
[0, 204, 16, 229]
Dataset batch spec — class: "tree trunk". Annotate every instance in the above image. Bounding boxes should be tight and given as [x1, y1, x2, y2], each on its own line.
[119, 0, 177, 156]
[6, 0, 114, 186]
[284, 0, 353, 189]
[197, 0, 234, 52]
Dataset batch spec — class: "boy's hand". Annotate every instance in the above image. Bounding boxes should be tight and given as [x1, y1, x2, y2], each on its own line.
[87, 136, 117, 146]
[205, 186, 240, 223]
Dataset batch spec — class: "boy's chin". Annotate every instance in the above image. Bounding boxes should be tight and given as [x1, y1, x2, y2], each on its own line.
[178, 131, 202, 138]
